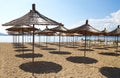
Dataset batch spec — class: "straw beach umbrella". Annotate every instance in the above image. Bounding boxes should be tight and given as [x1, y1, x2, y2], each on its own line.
[36, 28, 55, 45]
[65, 33, 82, 47]
[101, 28, 109, 46]
[35, 28, 42, 46]
[68, 20, 100, 57]
[108, 25, 120, 53]
[7, 31, 21, 44]
[6, 26, 38, 54]
[109, 25, 120, 36]
[49, 26, 68, 52]
[101, 28, 108, 36]
[38, 26, 55, 48]
[2, 4, 63, 63]
[69, 20, 100, 35]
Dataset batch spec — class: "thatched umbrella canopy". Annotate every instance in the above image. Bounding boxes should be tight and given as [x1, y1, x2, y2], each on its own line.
[69, 20, 100, 35]
[101, 28, 108, 36]
[49, 26, 68, 52]
[6, 26, 38, 54]
[6, 25, 38, 32]
[7, 31, 22, 43]
[7, 31, 20, 35]
[2, 4, 63, 63]
[35, 29, 42, 45]
[100, 28, 109, 46]
[38, 26, 55, 48]
[6, 25, 39, 44]
[49, 25, 68, 32]
[2, 5, 63, 26]
[37, 26, 54, 35]
[36, 27, 55, 47]
[65, 33, 82, 47]
[6, 25, 39, 43]
[108, 25, 120, 53]
[109, 25, 120, 36]
[65, 33, 81, 36]
[68, 20, 100, 57]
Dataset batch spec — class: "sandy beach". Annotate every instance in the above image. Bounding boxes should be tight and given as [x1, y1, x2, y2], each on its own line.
[0, 42, 120, 78]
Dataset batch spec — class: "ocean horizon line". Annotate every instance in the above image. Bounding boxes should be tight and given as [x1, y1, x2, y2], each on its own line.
[0, 35, 119, 42]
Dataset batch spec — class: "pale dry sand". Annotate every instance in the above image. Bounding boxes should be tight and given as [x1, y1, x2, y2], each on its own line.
[0, 42, 120, 78]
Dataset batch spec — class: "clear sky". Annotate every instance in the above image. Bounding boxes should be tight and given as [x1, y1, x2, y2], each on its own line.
[0, 0, 120, 33]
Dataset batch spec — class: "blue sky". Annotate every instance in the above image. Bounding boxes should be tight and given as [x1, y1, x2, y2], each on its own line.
[0, 0, 120, 33]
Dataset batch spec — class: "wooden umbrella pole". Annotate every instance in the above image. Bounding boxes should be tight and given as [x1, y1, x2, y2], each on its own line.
[89, 36, 90, 49]
[17, 34, 19, 47]
[116, 35, 118, 53]
[30, 34, 31, 43]
[46, 35, 47, 48]
[59, 32, 61, 52]
[84, 32, 87, 57]
[32, 24, 35, 63]
[54, 35, 55, 44]
[16, 35, 18, 44]
[27, 33, 29, 43]
[106, 36, 108, 46]
[73, 35, 74, 47]
[22, 29, 24, 54]
[25, 34, 26, 43]
[15, 35, 16, 43]
[13, 35, 14, 43]
[66, 36, 68, 46]
[18, 35, 20, 45]
[15, 35, 17, 43]
[114, 36, 116, 49]
[74, 35, 76, 46]
[17, 35, 19, 44]
[69, 36, 71, 46]
[16, 35, 18, 46]
[104, 35, 105, 46]
[39, 35, 40, 46]
[16, 35, 17, 46]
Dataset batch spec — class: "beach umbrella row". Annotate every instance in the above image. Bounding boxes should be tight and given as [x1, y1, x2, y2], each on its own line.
[49, 26, 68, 52]
[6, 25, 39, 54]
[2, 4, 63, 63]
[2, 3, 120, 60]
[68, 20, 100, 57]
[109, 25, 120, 53]
[5, 19, 120, 58]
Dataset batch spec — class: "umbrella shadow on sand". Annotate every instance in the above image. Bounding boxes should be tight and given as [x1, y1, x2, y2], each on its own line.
[99, 52, 120, 56]
[94, 47, 108, 50]
[14, 46, 28, 48]
[19, 61, 62, 74]
[41, 47, 57, 50]
[13, 43, 28, 48]
[100, 67, 120, 78]
[105, 46, 117, 48]
[66, 56, 98, 64]
[15, 53, 43, 58]
[15, 49, 33, 52]
[13, 43, 22, 46]
[34, 44, 46, 48]
[78, 49, 94, 51]
[65, 46, 79, 48]
[49, 51, 71, 55]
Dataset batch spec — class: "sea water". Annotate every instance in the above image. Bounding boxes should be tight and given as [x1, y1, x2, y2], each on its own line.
[0, 35, 119, 42]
